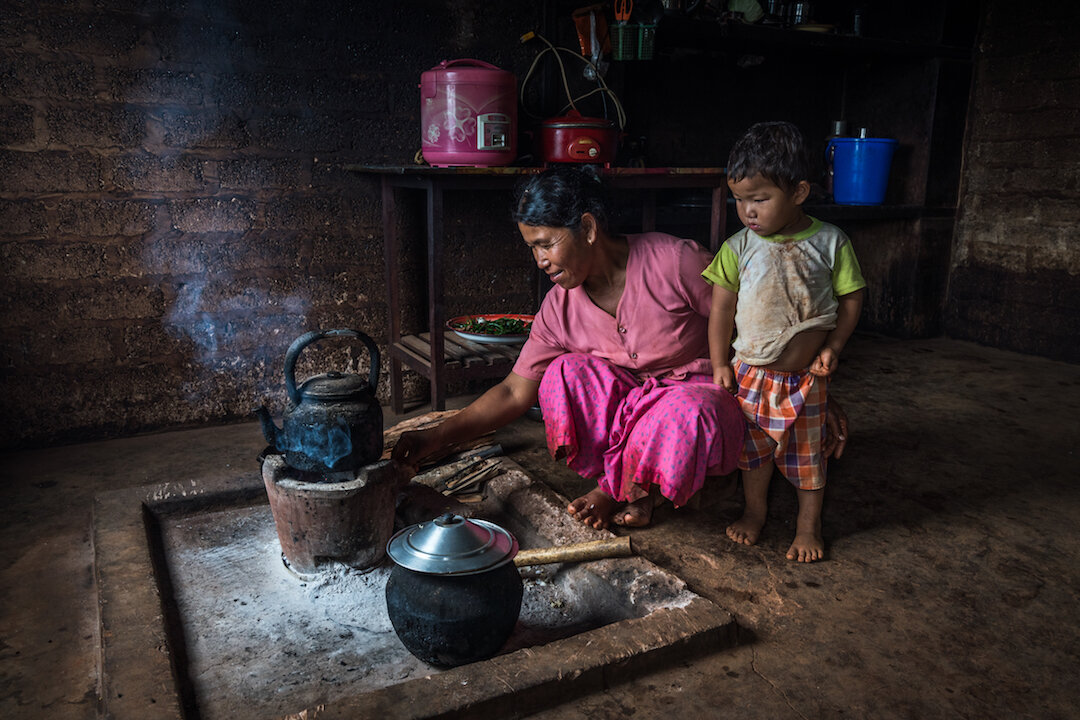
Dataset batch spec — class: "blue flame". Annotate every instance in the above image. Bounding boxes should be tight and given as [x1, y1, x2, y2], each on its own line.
[277, 416, 354, 470]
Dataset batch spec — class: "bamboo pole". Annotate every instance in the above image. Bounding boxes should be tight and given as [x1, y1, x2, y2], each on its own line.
[513, 535, 633, 567]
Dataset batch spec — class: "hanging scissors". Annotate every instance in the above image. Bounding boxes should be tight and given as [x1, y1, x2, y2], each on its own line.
[614, 0, 633, 23]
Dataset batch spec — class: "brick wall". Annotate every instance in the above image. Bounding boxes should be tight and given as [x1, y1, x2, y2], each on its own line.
[947, 0, 1080, 361]
[0, 0, 540, 449]
[8, 0, 1069, 449]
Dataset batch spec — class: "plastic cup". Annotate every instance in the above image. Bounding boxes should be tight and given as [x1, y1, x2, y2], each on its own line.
[613, 23, 636, 61]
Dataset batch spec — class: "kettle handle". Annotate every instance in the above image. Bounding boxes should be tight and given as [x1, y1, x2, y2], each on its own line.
[283, 329, 381, 406]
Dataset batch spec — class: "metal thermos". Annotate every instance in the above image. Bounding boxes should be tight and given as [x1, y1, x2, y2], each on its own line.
[791, 1, 811, 24]
[824, 120, 849, 200]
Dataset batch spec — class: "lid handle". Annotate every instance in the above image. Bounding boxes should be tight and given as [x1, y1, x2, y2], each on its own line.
[440, 58, 500, 71]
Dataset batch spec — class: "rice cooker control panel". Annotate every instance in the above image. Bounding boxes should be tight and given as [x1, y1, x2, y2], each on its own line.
[477, 113, 511, 150]
[567, 136, 601, 160]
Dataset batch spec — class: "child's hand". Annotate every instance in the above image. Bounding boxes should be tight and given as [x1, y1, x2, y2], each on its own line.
[810, 347, 839, 377]
[714, 365, 736, 393]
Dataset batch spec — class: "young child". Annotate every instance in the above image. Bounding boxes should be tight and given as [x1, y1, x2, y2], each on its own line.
[702, 121, 866, 563]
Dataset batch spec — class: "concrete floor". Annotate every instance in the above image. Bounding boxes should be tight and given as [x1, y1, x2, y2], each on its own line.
[2, 335, 1079, 719]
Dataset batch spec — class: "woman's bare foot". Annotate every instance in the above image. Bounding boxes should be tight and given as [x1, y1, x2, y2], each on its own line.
[567, 488, 619, 529]
[726, 509, 766, 545]
[613, 490, 663, 527]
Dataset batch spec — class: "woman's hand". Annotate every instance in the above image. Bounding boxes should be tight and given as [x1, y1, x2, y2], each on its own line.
[390, 372, 541, 472]
[391, 428, 440, 472]
[823, 395, 849, 459]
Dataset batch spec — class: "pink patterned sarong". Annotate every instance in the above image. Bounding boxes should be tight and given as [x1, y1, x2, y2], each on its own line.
[537, 353, 746, 507]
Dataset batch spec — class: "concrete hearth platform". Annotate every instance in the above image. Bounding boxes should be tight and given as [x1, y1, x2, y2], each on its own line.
[3, 335, 1080, 719]
[93, 460, 734, 720]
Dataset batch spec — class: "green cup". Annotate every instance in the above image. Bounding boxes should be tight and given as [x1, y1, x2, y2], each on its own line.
[638, 24, 656, 60]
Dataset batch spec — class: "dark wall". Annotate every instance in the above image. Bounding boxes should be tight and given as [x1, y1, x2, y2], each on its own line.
[5, 0, 1069, 450]
[0, 0, 542, 449]
[946, 0, 1080, 362]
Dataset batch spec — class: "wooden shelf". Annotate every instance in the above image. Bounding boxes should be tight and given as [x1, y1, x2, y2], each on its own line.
[390, 333, 522, 382]
[803, 204, 958, 220]
[354, 165, 730, 413]
[647, 199, 955, 228]
[656, 16, 974, 61]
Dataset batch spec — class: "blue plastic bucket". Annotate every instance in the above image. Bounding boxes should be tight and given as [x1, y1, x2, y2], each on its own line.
[828, 137, 898, 205]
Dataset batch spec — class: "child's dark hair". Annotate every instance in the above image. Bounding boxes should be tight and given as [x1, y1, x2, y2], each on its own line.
[512, 164, 612, 233]
[726, 121, 811, 193]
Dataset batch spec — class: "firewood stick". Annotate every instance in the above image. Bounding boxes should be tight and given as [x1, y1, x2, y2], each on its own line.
[444, 461, 500, 494]
[414, 456, 484, 490]
[440, 443, 503, 465]
[451, 465, 499, 492]
[513, 536, 633, 567]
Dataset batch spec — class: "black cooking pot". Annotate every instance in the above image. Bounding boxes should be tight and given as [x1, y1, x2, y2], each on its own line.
[385, 513, 522, 668]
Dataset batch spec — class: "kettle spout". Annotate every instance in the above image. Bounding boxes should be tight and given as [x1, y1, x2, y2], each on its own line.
[254, 406, 281, 448]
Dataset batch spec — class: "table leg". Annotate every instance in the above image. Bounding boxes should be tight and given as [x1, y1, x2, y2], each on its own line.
[642, 190, 657, 231]
[426, 180, 447, 411]
[382, 178, 404, 415]
[710, 184, 728, 253]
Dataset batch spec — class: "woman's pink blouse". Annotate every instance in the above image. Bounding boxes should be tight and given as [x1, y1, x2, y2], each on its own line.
[513, 233, 714, 382]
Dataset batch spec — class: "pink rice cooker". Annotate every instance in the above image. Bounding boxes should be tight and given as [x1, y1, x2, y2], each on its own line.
[420, 59, 517, 168]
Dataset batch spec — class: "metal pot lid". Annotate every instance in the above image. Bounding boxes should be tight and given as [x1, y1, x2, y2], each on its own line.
[298, 371, 369, 401]
[386, 513, 518, 576]
[542, 117, 615, 129]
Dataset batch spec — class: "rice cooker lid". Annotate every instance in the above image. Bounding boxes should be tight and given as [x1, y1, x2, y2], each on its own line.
[386, 513, 518, 575]
[424, 58, 515, 84]
[542, 113, 615, 129]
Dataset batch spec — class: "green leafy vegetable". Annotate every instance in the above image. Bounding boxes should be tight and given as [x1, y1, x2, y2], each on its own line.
[451, 316, 531, 336]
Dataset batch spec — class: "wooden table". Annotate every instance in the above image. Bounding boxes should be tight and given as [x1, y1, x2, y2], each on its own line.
[346, 165, 728, 413]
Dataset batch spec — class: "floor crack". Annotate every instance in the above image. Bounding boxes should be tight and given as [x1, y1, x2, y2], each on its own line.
[749, 646, 810, 720]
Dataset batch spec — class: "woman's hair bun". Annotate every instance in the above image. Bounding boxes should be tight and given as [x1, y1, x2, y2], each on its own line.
[512, 164, 612, 233]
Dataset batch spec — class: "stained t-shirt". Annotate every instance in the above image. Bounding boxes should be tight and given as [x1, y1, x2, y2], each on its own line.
[701, 217, 866, 365]
[513, 232, 714, 381]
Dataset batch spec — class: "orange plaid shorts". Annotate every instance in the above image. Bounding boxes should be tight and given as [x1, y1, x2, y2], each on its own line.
[734, 359, 828, 490]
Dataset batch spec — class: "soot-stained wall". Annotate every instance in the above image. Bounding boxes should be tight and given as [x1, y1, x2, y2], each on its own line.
[3, 1, 1075, 450]
[0, 0, 542, 449]
[947, 0, 1080, 362]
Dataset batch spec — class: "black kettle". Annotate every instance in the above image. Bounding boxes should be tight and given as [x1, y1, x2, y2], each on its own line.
[255, 328, 382, 474]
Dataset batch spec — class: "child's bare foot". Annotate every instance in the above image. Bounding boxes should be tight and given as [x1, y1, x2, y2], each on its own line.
[567, 488, 619, 529]
[726, 509, 766, 545]
[787, 488, 825, 562]
[786, 528, 824, 562]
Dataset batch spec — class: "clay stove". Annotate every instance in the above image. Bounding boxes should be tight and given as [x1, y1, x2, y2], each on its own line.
[260, 451, 406, 575]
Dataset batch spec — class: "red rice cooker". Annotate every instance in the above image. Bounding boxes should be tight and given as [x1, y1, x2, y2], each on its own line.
[538, 110, 619, 166]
